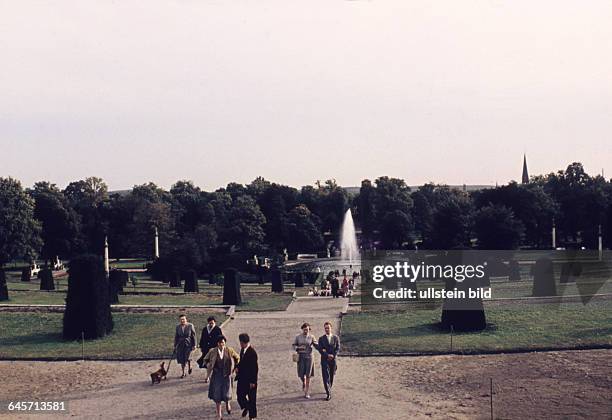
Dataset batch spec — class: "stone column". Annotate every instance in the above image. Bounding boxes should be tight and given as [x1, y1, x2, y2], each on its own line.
[552, 217, 556, 249]
[598, 224, 603, 261]
[104, 236, 110, 276]
[154, 226, 160, 259]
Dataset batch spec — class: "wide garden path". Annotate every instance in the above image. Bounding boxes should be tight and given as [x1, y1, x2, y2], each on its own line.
[1, 297, 447, 420]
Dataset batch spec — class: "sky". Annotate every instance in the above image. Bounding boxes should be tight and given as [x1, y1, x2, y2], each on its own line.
[1, 1, 611, 191]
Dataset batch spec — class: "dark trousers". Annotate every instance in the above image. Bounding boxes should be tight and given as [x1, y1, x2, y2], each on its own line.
[321, 359, 337, 396]
[237, 382, 257, 419]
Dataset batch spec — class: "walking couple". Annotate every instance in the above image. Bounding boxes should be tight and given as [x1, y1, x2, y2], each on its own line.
[292, 321, 340, 400]
[202, 333, 258, 420]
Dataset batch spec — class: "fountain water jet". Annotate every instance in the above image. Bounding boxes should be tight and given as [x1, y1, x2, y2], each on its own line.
[340, 209, 359, 264]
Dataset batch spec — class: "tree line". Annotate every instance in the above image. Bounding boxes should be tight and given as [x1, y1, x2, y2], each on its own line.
[1, 162, 611, 273]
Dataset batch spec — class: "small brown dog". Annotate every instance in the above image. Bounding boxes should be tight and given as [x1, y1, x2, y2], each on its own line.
[150, 362, 168, 385]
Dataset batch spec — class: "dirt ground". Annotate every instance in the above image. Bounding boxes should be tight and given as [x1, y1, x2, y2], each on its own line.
[0, 299, 610, 419]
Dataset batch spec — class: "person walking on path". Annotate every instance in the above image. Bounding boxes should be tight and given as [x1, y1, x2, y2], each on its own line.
[198, 316, 223, 373]
[292, 322, 318, 399]
[236, 333, 258, 419]
[174, 314, 196, 378]
[203, 335, 240, 420]
[316, 321, 340, 400]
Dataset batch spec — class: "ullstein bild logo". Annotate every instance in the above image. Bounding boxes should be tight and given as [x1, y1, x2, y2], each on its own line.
[371, 261, 487, 283]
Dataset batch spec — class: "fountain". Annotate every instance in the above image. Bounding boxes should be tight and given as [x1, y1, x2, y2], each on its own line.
[340, 209, 359, 264]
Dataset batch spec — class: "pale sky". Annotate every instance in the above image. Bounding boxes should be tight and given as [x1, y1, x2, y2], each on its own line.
[1, 1, 611, 191]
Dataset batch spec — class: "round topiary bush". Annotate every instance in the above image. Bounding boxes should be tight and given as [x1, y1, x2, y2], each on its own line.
[63, 255, 113, 340]
[39, 268, 55, 291]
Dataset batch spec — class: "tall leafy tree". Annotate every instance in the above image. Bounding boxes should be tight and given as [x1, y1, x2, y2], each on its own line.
[63, 177, 109, 253]
[472, 182, 557, 248]
[284, 204, 324, 252]
[316, 179, 349, 235]
[0, 177, 42, 266]
[29, 182, 81, 261]
[474, 204, 525, 249]
[428, 191, 473, 249]
[355, 179, 376, 243]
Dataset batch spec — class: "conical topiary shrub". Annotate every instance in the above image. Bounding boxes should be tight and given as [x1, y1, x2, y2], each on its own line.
[270, 268, 283, 293]
[223, 268, 242, 305]
[183, 269, 199, 293]
[168, 271, 181, 288]
[508, 260, 521, 281]
[0, 269, 8, 301]
[147, 257, 173, 283]
[532, 257, 556, 296]
[39, 268, 55, 291]
[108, 269, 123, 304]
[440, 278, 487, 332]
[257, 266, 265, 285]
[294, 272, 304, 288]
[440, 253, 486, 332]
[63, 255, 113, 340]
[21, 267, 31, 282]
[118, 270, 129, 288]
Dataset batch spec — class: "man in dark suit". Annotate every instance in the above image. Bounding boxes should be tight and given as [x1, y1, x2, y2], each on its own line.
[236, 333, 258, 419]
[317, 321, 340, 400]
[198, 316, 222, 371]
[330, 275, 340, 298]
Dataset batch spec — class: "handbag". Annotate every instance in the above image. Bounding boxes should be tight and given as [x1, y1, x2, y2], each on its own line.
[292, 353, 299, 363]
[197, 353, 206, 369]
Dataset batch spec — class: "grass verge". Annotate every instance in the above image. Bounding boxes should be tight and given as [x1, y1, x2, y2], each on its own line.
[0, 313, 227, 360]
[341, 300, 612, 355]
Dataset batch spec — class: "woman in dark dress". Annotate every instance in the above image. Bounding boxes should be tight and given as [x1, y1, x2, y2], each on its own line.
[203, 335, 240, 420]
[174, 314, 196, 378]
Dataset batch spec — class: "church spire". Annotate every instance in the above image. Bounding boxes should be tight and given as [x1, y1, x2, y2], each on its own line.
[521, 154, 529, 184]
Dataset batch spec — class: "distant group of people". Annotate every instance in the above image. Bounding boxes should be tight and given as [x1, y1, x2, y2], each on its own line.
[173, 315, 341, 420]
[308, 269, 358, 298]
[174, 315, 258, 420]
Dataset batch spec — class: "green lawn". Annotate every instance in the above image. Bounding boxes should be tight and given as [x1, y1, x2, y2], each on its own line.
[350, 277, 612, 304]
[341, 300, 612, 355]
[2, 289, 293, 311]
[0, 313, 227, 360]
